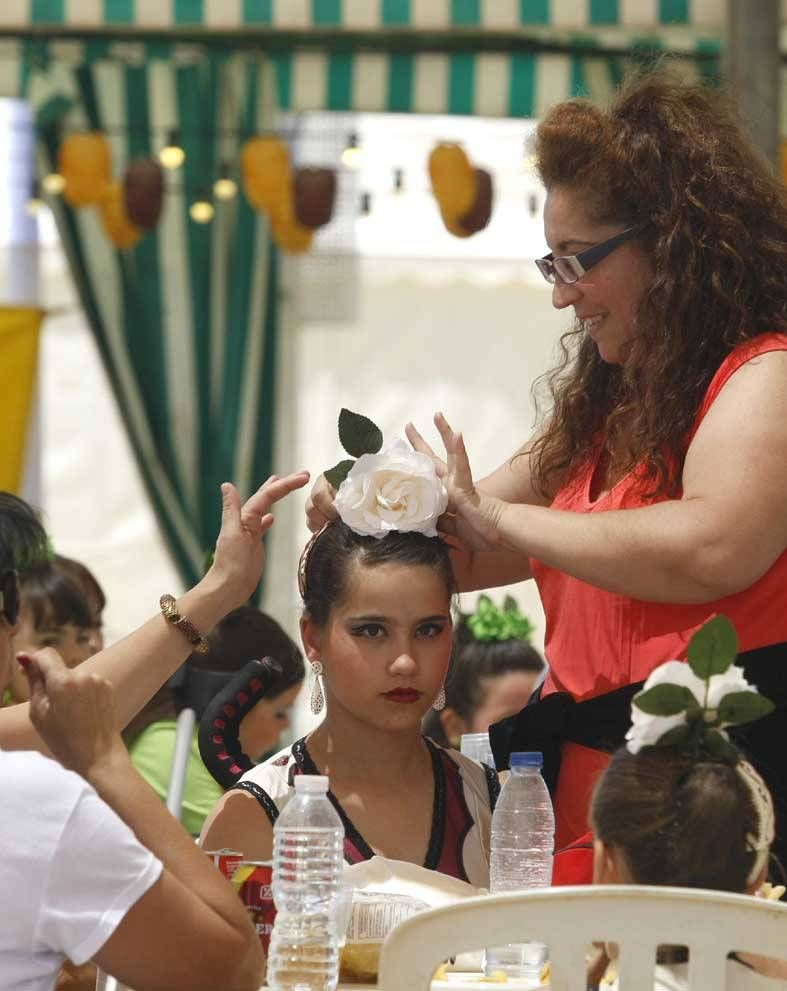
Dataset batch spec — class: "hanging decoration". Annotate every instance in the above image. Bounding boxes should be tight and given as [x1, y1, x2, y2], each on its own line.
[59, 132, 112, 207]
[241, 136, 291, 213]
[39, 125, 503, 252]
[123, 158, 164, 230]
[269, 194, 315, 255]
[293, 167, 337, 230]
[428, 142, 494, 238]
[99, 180, 142, 250]
[240, 136, 335, 253]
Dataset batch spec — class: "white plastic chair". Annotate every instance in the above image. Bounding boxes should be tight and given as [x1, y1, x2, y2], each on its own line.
[377, 885, 787, 990]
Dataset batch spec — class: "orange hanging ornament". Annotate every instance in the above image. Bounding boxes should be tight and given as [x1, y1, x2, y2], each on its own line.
[428, 143, 476, 222]
[59, 132, 111, 207]
[99, 180, 142, 250]
[241, 136, 291, 213]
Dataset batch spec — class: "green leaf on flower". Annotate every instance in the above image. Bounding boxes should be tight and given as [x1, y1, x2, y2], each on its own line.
[503, 595, 518, 612]
[717, 690, 775, 726]
[652, 723, 694, 749]
[338, 408, 383, 458]
[324, 459, 355, 491]
[701, 727, 738, 764]
[687, 615, 738, 679]
[634, 683, 697, 716]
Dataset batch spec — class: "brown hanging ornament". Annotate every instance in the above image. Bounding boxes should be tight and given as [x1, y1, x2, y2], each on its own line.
[123, 158, 164, 230]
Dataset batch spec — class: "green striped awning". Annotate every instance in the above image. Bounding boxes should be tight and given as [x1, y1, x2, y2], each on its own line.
[0, 1, 729, 119]
[0, 1, 731, 36]
[1, 39, 721, 119]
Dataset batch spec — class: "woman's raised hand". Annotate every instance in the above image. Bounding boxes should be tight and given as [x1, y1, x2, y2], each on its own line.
[404, 421, 448, 477]
[207, 472, 310, 607]
[305, 474, 340, 533]
[433, 412, 505, 551]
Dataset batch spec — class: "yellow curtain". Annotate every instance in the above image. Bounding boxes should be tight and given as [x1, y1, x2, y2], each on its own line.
[0, 306, 43, 493]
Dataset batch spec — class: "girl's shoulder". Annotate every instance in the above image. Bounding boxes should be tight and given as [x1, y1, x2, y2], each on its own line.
[426, 738, 500, 812]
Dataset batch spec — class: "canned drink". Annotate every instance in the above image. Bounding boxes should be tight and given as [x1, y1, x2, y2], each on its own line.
[232, 860, 276, 955]
[204, 848, 244, 883]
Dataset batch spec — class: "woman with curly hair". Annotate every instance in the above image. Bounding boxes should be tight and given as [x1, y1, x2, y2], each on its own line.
[306, 73, 787, 867]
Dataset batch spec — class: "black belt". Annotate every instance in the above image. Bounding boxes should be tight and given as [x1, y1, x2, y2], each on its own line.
[489, 680, 644, 796]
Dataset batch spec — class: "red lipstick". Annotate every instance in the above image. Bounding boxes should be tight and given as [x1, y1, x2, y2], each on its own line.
[382, 688, 421, 704]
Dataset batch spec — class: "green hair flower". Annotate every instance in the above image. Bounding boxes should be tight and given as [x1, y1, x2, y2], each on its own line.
[465, 594, 534, 643]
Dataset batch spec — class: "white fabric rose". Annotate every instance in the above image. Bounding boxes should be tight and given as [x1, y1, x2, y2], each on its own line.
[334, 438, 449, 539]
[626, 660, 705, 754]
[625, 658, 757, 753]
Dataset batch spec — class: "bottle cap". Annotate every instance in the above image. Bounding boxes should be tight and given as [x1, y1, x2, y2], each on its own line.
[510, 751, 543, 769]
[294, 774, 330, 794]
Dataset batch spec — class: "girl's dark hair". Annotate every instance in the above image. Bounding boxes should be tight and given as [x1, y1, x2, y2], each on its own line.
[54, 554, 106, 617]
[20, 562, 92, 632]
[0, 492, 49, 575]
[446, 617, 544, 722]
[124, 604, 304, 745]
[530, 72, 787, 498]
[590, 747, 758, 892]
[423, 618, 544, 746]
[302, 521, 455, 626]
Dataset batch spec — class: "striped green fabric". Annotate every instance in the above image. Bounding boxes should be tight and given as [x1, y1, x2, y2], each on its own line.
[1, 40, 721, 119]
[9, 0, 730, 31]
[25, 53, 280, 591]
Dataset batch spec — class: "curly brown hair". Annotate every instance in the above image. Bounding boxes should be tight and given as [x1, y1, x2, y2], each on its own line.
[530, 72, 787, 498]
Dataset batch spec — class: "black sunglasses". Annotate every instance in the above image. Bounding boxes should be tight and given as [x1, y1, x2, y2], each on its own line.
[535, 225, 643, 285]
[0, 569, 20, 626]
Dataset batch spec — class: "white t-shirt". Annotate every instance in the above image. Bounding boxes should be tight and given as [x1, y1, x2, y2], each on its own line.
[0, 749, 163, 991]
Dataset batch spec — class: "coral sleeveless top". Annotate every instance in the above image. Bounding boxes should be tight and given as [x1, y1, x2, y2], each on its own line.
[531, 332, 787, 704]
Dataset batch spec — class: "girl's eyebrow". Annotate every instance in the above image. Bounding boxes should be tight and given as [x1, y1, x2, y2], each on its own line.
[345, 613, 450, 624]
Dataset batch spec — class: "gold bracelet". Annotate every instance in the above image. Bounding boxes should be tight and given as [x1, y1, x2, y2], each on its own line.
[159, 594, 209, 654]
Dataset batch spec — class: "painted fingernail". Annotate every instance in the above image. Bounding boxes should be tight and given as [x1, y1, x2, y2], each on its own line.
[16, 652, 32, 669]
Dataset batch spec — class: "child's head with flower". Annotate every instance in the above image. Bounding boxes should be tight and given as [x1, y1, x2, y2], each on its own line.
[591, 617, 777, 895]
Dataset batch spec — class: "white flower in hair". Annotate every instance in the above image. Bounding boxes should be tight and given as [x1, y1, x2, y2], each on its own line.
[625, 616, 773, 758]
[626, 660, 703, 754]
[335, 438, 448, 539]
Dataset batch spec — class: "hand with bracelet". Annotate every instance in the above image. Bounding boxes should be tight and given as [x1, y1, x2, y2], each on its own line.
[0, 472, 309, 753]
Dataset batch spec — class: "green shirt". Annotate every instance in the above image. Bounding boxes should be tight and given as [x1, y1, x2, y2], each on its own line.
[128, 720, 224, 836]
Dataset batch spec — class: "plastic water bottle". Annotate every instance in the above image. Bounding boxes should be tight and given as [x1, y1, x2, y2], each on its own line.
[484, 751, 555, 986]
[267, 775, 345, 991]
[460, 731, 495, 768]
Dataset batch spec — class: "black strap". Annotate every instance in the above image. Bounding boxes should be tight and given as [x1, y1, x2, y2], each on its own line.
[489, 681, 644, 797]
[198, 656, 291, 790]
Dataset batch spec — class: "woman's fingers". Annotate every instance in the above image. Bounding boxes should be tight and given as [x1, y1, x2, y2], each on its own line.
[406, 422, 438, 459]
[244, 471, 310, 518]
[305, 475, 340, 533]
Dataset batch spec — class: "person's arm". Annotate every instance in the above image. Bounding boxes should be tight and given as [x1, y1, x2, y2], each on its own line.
[200, 788, 275, 861]
[435, 350, 787, 604]
[0, 473, 309, 752]
[25, 649, 265, 991]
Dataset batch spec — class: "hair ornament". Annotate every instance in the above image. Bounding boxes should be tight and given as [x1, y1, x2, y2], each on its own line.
[626, 615, 774, 760]
[298, 523, 329, 599]
[464, 594, 534, 643]
[322, 408, 447, 541]
[736, 758, 776, 885]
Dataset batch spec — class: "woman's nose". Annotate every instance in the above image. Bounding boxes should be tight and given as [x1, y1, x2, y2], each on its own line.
[389, 649, 418, 674]
[551, 277, 582, 310]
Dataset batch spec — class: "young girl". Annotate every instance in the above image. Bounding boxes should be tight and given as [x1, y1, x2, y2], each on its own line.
[589, 651, 787, 989]
[423, 596, 544, 750]
[6, 560, 93, 705]
[201, 442, 498, 886]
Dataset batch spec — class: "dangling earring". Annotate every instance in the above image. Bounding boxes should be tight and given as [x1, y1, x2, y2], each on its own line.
[310, 660, 325, 715]
[433, 686, 446, 712]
